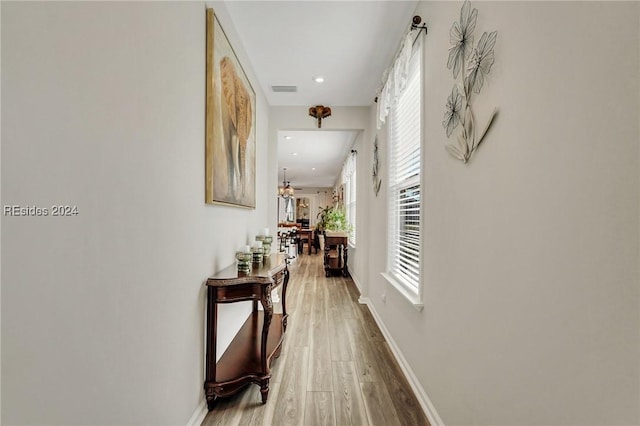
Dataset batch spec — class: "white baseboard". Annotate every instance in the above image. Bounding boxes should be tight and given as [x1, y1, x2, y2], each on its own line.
[350, 271, 363, 294]
[358, 297, 445, 426]
[186, 399, 207, 426]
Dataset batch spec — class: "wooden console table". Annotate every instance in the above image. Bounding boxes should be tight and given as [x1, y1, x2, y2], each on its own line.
[323, 235, 348, 277]
[204, 253, 289, 410]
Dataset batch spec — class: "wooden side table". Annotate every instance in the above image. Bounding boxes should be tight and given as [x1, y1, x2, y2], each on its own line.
[204, 254, 289, 410]
[323, 235, 348, 277]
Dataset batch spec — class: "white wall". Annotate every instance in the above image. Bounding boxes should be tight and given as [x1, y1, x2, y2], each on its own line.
[366, 1, 640, 425]
[1, 2, 272, 424]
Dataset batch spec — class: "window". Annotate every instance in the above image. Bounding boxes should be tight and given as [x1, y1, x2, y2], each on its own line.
[385, 37, 423, 308]
[343, 151, 357, 245]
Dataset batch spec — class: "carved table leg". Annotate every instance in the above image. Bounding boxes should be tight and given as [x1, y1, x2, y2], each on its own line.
[282, 267, 289, 331]
[205, 287, 218, 410]
[324, 242, 330, 277]
[259, 284, 273, 402]
[206, 395, 217, 411]
[343, 243, 349, 277]
[260, 379, 270, 404]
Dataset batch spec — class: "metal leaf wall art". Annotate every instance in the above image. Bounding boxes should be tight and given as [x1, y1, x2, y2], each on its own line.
[443, 0, 498, 163]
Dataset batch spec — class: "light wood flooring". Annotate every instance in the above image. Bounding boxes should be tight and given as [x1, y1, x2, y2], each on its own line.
[202, 252, 430, 426]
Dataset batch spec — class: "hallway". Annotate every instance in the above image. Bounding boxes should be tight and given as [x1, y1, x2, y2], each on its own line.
[202, 253, 429, 426]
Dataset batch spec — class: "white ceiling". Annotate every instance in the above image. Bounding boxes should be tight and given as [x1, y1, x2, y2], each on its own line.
[278, 130, 359, 188]
[226, 1, 418, 107]
[225, 1, 418, 187]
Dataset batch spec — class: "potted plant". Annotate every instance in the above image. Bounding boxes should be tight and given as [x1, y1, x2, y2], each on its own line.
[315, 206, 332, 250]
[316, 205, 353, 249]
[316, 205, 332, 233]
[322, 206, 352, 237]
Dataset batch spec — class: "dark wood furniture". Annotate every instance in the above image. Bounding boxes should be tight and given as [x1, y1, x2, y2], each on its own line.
[204, 254, 289, 410]
[297, 228, 315, 255]
[323, 235, 348, 277]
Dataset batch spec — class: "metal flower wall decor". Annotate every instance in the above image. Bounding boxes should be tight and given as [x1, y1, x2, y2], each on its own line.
[443, 0, 498, 163]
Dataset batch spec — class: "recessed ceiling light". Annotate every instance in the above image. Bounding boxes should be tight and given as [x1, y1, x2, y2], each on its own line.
[312, 167, 316, 170]
[284, 136, 292, 140]
[292, 152, 298, 156]
[313, 76, 325, 84]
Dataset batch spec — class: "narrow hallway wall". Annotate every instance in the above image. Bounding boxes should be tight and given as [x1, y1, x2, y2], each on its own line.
[366, 2, 640, 425]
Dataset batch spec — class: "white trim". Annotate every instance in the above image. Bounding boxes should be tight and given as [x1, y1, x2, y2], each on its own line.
[359, 297, 445, 426]
[350, 270, 363, 294]
[381, 272, 424, 312]
[186, 399, 207, 426]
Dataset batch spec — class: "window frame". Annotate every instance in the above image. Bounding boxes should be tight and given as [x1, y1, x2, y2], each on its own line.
[382, 35, 424, 311]
[344, 162, 356, 246]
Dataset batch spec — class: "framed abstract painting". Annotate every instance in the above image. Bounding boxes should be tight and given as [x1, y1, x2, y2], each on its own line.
[205, 8, 256, 208]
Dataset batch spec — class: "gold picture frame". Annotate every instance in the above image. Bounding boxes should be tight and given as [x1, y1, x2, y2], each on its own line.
[205, 8, 256, 208]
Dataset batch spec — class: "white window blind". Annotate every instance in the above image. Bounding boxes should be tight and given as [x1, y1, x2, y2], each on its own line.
[346, 168, 356, 245]
[342, 151, 357, 245]
[387, 39, 422, 295]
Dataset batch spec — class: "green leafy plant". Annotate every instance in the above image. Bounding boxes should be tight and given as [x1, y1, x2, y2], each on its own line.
[320, 206, 352, 233]
[316, 205, 333, 232]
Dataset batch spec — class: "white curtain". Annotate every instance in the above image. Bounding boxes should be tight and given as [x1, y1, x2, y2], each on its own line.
[341, 150, 357, 185]
[376, 32, 414, 129]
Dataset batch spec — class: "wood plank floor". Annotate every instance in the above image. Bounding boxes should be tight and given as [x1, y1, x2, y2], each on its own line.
[202, 252, 430, 426]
